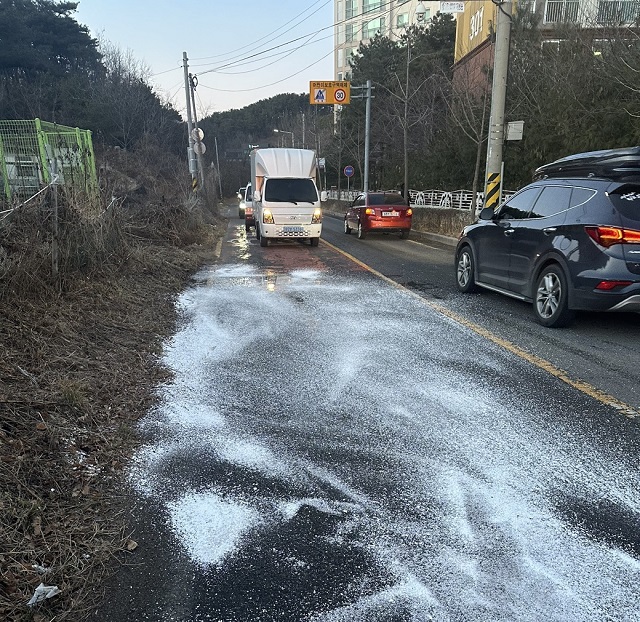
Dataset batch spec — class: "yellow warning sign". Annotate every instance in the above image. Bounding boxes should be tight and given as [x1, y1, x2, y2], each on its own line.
[309, 81, 350, 105]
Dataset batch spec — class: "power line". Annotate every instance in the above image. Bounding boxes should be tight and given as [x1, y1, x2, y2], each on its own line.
[196, 48, 334, 93]
[152, 0, 401, 79]
[190, 0, 332, 64]
[210, 32, 333, 76]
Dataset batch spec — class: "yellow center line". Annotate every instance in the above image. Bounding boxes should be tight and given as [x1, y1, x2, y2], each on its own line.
[321, 238, 639, 420]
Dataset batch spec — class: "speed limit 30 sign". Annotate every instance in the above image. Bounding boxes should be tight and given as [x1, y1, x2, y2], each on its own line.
[309, 81, 351, 105]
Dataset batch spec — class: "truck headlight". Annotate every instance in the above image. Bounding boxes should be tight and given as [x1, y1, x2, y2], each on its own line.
[311, 208, 322, 224]
[263, 209, 274, 224]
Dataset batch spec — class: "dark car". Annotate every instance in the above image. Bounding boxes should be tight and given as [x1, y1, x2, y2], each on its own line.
[238, 183, 251, 219]
[241, 183, 254, 230]
[455, 147, 640, 327]
[344, 192, 412, 239]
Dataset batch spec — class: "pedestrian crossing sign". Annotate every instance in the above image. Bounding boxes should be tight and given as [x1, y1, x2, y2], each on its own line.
[309, 81, 350, 105]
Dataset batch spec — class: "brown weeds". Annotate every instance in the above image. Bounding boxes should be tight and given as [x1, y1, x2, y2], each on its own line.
[0, 151, 224, 620]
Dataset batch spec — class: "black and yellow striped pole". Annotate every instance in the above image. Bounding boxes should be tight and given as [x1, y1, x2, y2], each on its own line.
[484, 0, 512, 210]
[484, 171, 501, 211]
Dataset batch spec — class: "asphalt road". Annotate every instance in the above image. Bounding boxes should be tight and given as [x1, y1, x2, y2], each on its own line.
[96, 207, 640, 621]
[320, 211, 640, 415]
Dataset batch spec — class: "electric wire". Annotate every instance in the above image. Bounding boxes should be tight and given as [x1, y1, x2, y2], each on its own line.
[196, 48, 335, 93]
[190, 0, 332, 64]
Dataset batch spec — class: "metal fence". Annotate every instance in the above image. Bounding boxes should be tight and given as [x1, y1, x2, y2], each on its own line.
[327, 188, 516, 212]
[0, 119, 98, 202]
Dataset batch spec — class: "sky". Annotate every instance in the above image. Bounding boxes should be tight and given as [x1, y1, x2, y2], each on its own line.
[73, 0, 335, 116]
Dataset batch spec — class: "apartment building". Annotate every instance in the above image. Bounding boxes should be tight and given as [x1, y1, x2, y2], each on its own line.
[334, 0, 442, 81]
[454, 0, 640, 91]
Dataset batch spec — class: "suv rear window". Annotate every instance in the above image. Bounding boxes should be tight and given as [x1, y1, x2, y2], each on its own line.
[607, 185, 640, 223]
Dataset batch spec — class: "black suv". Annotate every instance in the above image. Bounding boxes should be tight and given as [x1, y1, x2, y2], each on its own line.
[455, 147, 640, 327]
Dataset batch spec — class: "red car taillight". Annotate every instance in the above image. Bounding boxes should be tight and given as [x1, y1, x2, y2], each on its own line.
[365, 208, 375, 215]
[585, 225, 640, 248]
[407, 208, 413, 216]
[595, 280, 633, 290]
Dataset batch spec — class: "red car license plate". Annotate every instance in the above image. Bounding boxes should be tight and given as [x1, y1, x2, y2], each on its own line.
[382, 210, 400, 217]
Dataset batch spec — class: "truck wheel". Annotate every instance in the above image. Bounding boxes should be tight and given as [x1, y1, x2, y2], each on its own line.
[256, 225, 260, 240]
[260, 235, 268, 247]
[310, 237, 319, 247]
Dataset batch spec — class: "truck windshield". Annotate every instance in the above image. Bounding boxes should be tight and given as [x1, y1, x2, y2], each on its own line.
[264, 178, 318, 203]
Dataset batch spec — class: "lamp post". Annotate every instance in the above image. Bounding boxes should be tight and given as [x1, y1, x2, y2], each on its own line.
[273, 128, 294, 148]
[401, 1, 427, 202]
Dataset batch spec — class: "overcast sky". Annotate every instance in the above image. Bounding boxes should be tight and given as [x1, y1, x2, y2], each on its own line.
[74, 0, 335, 116]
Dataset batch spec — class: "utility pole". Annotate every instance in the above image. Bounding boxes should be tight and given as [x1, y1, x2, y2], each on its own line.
[364, 79, 372, 192]
[214, 137, 222, 199]
[189, 73, 208, 201]
[182, 52, 198, 191]
[351, 81, 374, 192]
[484, 0, 512, 210]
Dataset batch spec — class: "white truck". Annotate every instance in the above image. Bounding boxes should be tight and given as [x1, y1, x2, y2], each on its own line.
[251, 148, 326, 247]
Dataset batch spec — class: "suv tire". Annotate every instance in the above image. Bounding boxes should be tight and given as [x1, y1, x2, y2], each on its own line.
[533, 265, 575, 328]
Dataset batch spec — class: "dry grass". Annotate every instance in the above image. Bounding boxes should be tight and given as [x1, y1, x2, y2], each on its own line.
[0, 150, 225, 621]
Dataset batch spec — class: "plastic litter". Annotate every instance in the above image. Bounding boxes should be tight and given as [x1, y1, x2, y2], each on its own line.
[27, 583, 61, 606]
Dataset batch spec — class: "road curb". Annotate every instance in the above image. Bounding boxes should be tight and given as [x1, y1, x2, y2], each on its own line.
[323, 210, 458, 248]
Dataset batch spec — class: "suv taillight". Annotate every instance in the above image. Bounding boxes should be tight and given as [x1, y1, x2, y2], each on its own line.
[585, 226, 640, 248]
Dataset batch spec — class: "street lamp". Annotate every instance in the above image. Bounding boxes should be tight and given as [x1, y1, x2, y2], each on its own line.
[401, 1, 428, 201]
[273, 128, 294, 148]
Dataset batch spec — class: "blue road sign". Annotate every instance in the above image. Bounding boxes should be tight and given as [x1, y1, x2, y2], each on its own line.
[344, 165, 354, 178]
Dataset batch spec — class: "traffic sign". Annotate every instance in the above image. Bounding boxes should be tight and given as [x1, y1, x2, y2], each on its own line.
[310, 81, 351, 105]
[193, 141, 206, 155]
[344, 165, 354, 178]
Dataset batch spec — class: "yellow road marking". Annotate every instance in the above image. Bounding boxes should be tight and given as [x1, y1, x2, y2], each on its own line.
[321, 238, 639, 420]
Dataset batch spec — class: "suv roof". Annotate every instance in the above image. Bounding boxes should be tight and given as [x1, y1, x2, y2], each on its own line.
[534, 146, 640, 182]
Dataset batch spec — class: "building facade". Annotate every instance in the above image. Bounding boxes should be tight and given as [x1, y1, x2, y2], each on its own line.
[334, 0, 442, 81]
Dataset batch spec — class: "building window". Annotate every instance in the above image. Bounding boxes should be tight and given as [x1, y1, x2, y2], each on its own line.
[337, 49, 344, 67]
[518, 0, 537, 13]
[544, 0, 580, 22]
[597, 0, 640, 23]
[346, 0, 358, 19]
[541, 39, 561, 52]
[362, 16, 385, 39]
[345, 23, 357, 41]
[363, 0, 383, 13]
[397, 12, 409, 28]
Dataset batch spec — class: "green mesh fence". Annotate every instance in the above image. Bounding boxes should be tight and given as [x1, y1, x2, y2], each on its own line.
[0, 118, 98, 201]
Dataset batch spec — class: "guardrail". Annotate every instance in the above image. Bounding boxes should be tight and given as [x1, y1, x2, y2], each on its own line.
[327, 188, 515, 212]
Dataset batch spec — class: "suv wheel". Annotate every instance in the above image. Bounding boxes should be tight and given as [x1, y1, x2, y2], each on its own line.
[533, 265, 575, 328]
[456, 246, 478, 293]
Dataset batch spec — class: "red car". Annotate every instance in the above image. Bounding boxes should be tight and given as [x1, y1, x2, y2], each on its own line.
[344, 192, 412, 239]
